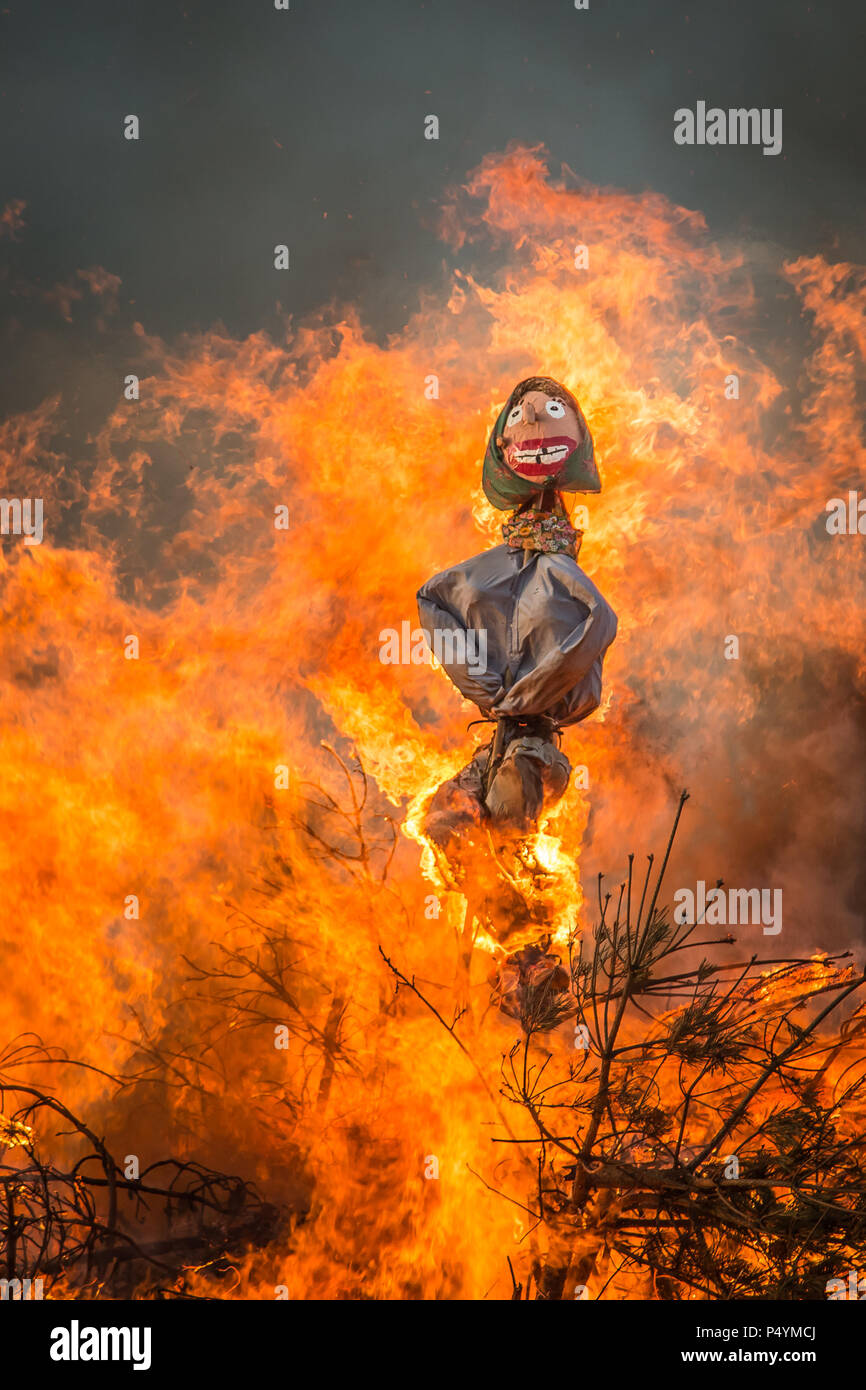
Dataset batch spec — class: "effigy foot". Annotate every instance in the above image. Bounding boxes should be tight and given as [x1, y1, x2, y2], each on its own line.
[488, 940, 574, 1027]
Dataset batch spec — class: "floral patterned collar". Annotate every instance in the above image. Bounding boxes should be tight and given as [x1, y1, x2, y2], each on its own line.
[501, 493, 582, 558]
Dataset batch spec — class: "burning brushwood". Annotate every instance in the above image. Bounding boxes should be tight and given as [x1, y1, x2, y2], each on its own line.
[498, 795, 866, 1299]
[0, 1039, 287, 1298]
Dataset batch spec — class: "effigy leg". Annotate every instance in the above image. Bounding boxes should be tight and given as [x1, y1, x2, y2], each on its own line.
[484, 726, 571, 832]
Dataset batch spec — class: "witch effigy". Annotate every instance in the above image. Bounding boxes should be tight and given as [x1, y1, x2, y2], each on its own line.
[417, 376, 617, 940]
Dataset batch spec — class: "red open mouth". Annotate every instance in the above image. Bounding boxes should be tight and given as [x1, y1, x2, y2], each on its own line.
[505, 435, 578, 476]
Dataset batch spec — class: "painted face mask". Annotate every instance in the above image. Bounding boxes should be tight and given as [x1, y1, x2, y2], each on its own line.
[482, 376, 600, 511]
[502, 389, 581, 480]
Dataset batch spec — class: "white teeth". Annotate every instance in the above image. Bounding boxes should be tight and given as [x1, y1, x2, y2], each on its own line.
[514, 445, 568, 464]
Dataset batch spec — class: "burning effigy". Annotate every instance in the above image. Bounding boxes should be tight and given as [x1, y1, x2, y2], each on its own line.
[417, 375, 616, 950]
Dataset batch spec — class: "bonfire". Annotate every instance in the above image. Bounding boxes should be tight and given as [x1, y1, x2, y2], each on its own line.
[2, 147, 865, 1301]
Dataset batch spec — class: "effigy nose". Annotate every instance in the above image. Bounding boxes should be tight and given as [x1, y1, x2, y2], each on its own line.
[523, 401, 536, 423]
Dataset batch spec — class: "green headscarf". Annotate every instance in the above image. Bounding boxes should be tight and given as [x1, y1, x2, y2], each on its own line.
[481, 382, 600, 511]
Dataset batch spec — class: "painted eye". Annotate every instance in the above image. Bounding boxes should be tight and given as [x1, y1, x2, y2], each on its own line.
[546, 399, 566, 418]
[506, 404, 523, 426]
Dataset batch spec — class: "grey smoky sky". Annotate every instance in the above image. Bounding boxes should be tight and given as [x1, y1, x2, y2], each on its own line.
[1, 0, 863, 372]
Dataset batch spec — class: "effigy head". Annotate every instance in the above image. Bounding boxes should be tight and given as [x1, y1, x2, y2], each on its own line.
[482, 375, 600, 511]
